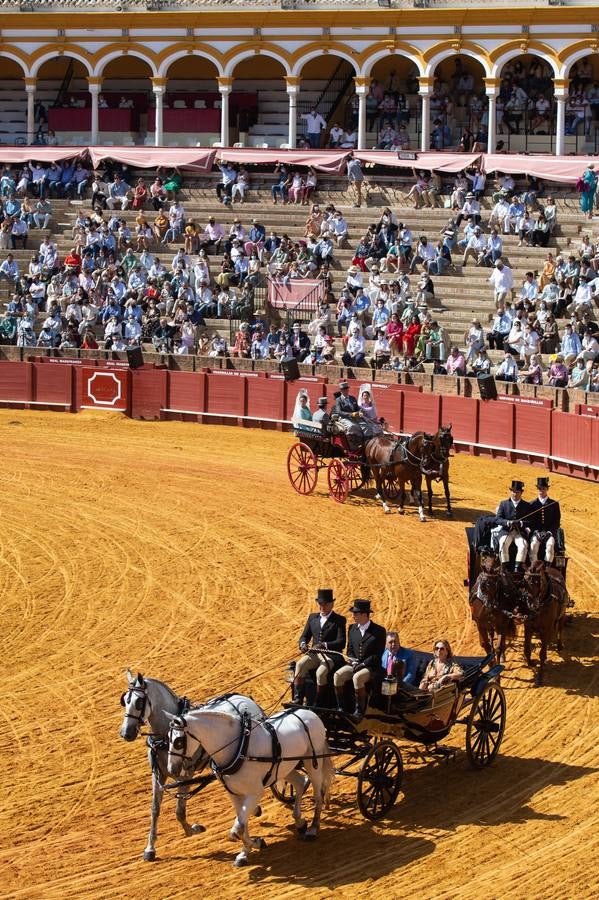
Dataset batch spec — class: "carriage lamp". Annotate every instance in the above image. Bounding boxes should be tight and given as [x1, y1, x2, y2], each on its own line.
[285, 661, 296, 683]
[381, 677, 398, 697]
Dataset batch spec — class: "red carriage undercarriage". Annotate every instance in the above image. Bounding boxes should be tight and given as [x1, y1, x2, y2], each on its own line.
[287, 421, 400, 504]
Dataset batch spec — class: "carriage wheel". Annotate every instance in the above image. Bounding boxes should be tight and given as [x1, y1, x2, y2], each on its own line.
[270, 780, 296, 806]
[381, 472, 401, 500]
[357, 740, 403, 820]
[327, 459, 349, 504]
[465, 682, 506, 768]
[287, 443, 318, 496]
[346, 462, 365, 493]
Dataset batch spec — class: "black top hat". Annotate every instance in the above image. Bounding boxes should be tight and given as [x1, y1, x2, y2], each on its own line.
[536, 477, 550, 489]
[349, 598, 371, 615]
[510, 480, 525, 492]
[315, 588, 334, 605]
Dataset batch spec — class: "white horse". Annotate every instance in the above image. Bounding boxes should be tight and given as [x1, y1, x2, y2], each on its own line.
[119, 670, 265, 861]
[166, 706, 334, 867]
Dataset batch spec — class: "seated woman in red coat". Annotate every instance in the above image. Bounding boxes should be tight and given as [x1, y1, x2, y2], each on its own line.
[403, 314, 421, 356]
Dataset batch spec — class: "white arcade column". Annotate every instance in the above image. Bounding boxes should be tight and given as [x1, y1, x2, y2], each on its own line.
[25, 79, 36, 146]
[285, 76, 300, 148]
[152, 78, 166, 147]
[419, 83, 432, 153]
[353, 77, 370, 151]
[88, 79, 101, 145]
[217, 77, 233, 147]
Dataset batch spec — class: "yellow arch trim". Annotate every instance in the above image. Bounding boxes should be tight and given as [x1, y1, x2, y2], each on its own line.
[29, 44, 94, 77]
[222, 42, 292, 76]
[556, 41, 596, 73]
[422, 40, 491, 74]
[90, 43, 158, 77]
[0, 47, 30, 76]
[361, 42, 426, 78]
[156, 42, 223, 76]
[288, 41, 362, 74]
[489, 40, 559, 70]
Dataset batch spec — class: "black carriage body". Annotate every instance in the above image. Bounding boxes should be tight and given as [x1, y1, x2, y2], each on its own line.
[465, 524, 569, 589]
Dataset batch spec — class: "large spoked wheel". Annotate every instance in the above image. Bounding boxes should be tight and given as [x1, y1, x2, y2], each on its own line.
[381, 471, 401, 500]
[346, 462, 365, 493]
[466, 682, 506, 768]
[327, 459, 349, 504]
[287, 443, 318, 496]
[357, 740, 403, 820]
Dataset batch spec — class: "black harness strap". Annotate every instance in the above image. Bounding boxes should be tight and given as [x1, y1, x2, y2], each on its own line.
[211, 711, 253, 785]
[260, 720, 282, 787]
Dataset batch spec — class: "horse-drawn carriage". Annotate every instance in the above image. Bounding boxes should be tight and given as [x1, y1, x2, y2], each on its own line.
[287, 418, 454, 515]
[279, 648, 506, 821]
[465, 522, 569, 591]
[287, 419, 370, 504]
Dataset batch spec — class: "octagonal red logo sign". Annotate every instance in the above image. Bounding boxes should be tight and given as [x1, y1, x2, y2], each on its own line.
[83, 371, 127, 410]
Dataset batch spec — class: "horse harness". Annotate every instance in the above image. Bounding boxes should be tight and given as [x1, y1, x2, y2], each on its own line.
[168, 707, 322, 798]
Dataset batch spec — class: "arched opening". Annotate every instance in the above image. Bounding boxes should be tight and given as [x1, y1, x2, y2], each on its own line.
[163, 56, 219, 148]
[39, 57, 90, 146]
[497, 53, 555, 153]
[99, 56, 154, 145]
[0, 57, 26, 145]
[297, 55, 357, 149]
[566, 54, 599, 152]
[230, 55, 287, 148]
[430, 55, 487, 150]
[367, 55, 420, 150]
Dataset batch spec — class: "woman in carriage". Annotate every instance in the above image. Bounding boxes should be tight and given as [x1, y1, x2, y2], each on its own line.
[357, 384, 384, 438]
[293, 390, 313, 422]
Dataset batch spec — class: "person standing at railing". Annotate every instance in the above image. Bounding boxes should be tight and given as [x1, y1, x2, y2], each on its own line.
[301, 108, 327, 149]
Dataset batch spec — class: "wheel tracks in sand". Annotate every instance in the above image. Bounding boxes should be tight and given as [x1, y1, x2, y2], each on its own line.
[1, 414, 597, 899]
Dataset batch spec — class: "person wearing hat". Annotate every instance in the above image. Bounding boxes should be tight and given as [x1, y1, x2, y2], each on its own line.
[331, 379, 362, 450]
[293, 589, 347, 707]
[494, 480, 532, 573]
[529, 478, 561, 565]
[312, 396, 330, 429]
[333, 599, 387, 722]
[455, 192, 481, 229]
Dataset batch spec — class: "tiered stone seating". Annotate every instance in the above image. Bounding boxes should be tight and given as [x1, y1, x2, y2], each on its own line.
[1, 175, 593, 374]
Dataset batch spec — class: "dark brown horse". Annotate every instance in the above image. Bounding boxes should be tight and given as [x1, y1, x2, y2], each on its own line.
[421, 424, 454, 518]
[521, 561, 570, 685]
[469, 560, 519, 665]
[363, 431, 438, 520]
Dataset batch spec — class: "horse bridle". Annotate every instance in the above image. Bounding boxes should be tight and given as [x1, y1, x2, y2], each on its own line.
[167, 715, 195, 764]
[120, 684, 151, 727]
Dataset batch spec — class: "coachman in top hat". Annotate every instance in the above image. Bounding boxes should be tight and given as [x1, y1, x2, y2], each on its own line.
[529, 477, 561, 565]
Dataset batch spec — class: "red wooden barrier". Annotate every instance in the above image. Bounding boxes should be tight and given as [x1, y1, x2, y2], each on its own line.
[513, 404, 552, 461]
[0, 361, 32, 405]
[32, 362, 72, 408]
[130, 368, 167, 420]
[166, 371, 206, 414]
[440, 395, 478, 445]
[205, 370, 251, 419]
[402, 392, 441, 435]
[551, 410, 592, 468]
[478, 398, 514, 454]
[590, 417, 599, 471]
[246, 373, 285, 422]
[369, 383, 403, 434]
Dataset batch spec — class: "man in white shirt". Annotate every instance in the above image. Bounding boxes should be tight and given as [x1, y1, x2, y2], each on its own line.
[0, 253, 19, 283]
[462, 227, 486, 267]
[569, 277, 594, 314]
[488, 259, 514, 308]
[301, 108, 327, 149]
[342, 330, 366, 368]
[488, 196, 510, 232]
[483, 230, 503, 267]
[519, 272, 539, 305]
[495, 351, 518, 382]
[328, 123, 344, 148]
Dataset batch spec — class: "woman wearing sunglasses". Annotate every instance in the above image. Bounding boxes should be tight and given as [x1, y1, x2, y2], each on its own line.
[419, 639, 463, 693]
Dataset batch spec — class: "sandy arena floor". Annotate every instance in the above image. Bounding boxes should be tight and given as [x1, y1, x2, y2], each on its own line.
[0, 410, 597, 900]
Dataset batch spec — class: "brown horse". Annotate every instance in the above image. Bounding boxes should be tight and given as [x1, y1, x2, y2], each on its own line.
[469, 561, 519, 665]
[421, 424, 454, 518]
[363, 432, 438, 520]
[521, 561, 570, 685]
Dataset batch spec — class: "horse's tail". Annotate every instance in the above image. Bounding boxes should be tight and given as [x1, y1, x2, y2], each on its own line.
[320, 740, 336, 808]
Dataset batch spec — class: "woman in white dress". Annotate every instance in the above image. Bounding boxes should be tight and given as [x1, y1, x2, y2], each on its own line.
[357, 384, 383, 436]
